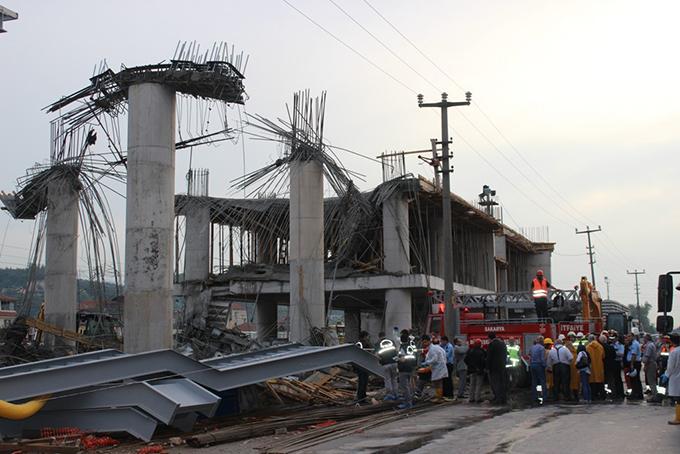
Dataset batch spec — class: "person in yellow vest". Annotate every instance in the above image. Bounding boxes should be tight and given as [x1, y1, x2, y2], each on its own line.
[565, 332, 580, 401]
[507, 337, 521, 366]
[544, 337, 554, 396]
[587, 334, 606, 400]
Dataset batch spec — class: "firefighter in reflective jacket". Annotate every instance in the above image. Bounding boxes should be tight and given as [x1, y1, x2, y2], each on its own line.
[507, 338, 521, 367]
[531, 270, 557, 320]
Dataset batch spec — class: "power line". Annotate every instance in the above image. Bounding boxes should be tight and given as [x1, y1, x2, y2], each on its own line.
[327, 0, 442, 93]
[285, 0, 634, 279]
[281, 0, 417, 95]
[627, 269, 646, 328]
[360, 0, 637, 266]
[575, 225, 602, 287]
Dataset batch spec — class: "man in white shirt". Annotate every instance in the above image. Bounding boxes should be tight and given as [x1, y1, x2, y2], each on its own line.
[547, 338, 574, 401]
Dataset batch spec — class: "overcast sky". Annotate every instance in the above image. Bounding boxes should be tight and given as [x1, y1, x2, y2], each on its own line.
[0, 1, 678, 322]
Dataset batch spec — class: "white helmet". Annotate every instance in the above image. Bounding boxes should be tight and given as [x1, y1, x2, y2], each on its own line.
[576, 332, 584, 338]
[557, 334, 566, 341]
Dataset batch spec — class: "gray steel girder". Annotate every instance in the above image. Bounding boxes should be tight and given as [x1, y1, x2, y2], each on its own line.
[0, 408, 157, 441]
[0, 344, 383, 402]
[201, 343, 304, 367]
[0, 349, 123, 377]
[42, 378, 220, 424]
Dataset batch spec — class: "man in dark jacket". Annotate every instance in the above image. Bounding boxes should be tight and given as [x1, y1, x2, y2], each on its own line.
[356, 331, 372, 404]
[486, 333, 509, 405]
[603, 335, 618, 399]
[465, 339, 487, 403]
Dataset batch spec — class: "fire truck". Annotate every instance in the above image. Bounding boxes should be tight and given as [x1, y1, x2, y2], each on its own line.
[426, 289, 631, 368]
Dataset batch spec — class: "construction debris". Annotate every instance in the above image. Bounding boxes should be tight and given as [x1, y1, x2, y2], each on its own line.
[265, 378, 355, 405]
[184, 401, 398, 448]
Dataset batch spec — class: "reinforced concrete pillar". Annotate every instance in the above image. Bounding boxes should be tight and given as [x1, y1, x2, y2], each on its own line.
[184, 203, 210, 282]
[44, 177, 79, 348]
[256, 301, 278, 343]
[184, 203, 211, 320]
[382, 193, 412, 332]
[289, 160, 325, 343]
[124, 83, 176, 353]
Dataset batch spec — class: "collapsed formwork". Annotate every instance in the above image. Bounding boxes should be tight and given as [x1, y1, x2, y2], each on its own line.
[174, 175, 554, 342]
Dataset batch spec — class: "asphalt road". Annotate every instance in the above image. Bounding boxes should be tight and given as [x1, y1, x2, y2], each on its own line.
[259, 401, 678, 454]
[411, 402, 680, 454]
[160, 399, 680, 454]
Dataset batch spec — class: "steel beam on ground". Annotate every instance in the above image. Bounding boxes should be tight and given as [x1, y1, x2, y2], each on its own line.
[42, 378, 219, 425]
[0, 408, 157, 441]
[0, 349, 123, 377]
[0, 344, 383, 402]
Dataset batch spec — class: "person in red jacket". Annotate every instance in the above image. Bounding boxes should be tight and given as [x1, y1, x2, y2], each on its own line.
[531, 270, 557, 320]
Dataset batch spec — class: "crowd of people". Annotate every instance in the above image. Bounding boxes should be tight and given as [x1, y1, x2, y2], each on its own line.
[529, 330, 680, 405]
[357, 328, 680, 409]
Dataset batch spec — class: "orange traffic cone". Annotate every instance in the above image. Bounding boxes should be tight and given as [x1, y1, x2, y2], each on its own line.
[669, 402, 680, 425]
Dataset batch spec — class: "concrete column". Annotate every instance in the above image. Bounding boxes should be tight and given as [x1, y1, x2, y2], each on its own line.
[183, 202, 211, 321]
[383, 194, 410, 273]
[344, 308, 360, 343]
[385, 289, 412, 332]
[485, 232, 497, 292]
[184, 203, 211, 282]
[289, 160, 325, 343]
[124, 83, 176, 353]
[526, 250, 553, 283]
[256, 230, 276, 264]
[255, 301, 278, 342]
[382, 193, 412, 332]
[494, 234, 508, 292]
[44, 177, 79, 347]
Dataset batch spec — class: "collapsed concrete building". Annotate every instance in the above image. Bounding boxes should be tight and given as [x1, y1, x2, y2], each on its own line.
[1, 41, 552, 352]
[175, 175, 554, 344]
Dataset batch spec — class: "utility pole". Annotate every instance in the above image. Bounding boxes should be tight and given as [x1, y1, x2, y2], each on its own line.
[418, 91, 471, 336]
[575, 225, 602, 288]
[627, 269, 645, 329]
[604, 276, 610, 300]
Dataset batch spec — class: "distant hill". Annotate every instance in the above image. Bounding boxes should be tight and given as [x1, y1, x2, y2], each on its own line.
[0, 267, 120, 315]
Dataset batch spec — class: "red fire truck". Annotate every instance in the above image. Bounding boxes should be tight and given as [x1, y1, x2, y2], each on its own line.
[426, 289, 631, 357]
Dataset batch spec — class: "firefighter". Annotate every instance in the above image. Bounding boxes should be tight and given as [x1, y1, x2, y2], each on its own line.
[377, 331, 399, 401]
[397, 329, 416, 409]
[530, 270, 557, 320]
[507, 337, 521, 366]
[576, 332, 588, 348]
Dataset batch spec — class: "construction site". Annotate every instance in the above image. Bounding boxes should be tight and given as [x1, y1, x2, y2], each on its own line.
[1, 3, 679, 454]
